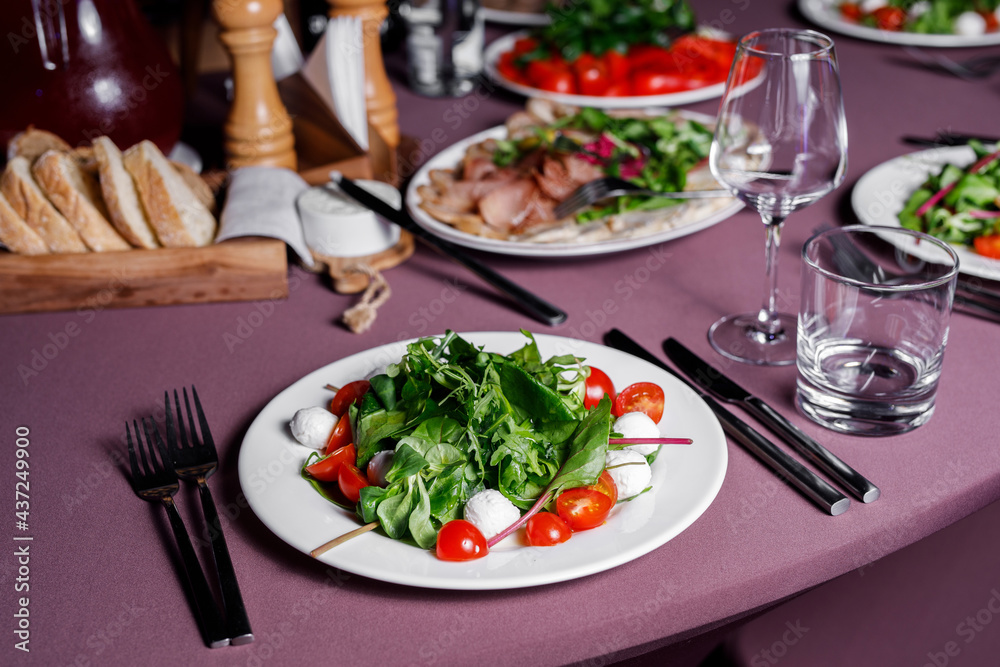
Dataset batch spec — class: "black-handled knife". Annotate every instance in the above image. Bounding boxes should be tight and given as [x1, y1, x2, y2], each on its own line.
[329, 172, 567, 326]
[663, 338, 880, 503]
[604, 329, 849, 516]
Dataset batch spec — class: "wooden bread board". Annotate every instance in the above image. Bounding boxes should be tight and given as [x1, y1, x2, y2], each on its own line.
[0, 237, 287, 315]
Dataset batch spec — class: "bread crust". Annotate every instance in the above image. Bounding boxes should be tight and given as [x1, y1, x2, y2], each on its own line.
[0, 192, 49, 255]
[33, 151, 130, 252]
[123, 141, 216, 247]
[93, 137, 159, 248]
[1, 157, 88, 253]
[7, 127, 72, 164]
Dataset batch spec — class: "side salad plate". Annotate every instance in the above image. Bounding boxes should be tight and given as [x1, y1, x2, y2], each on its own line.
[799, 0, 1000, 47]
[853, 145, 1000, 281]
[238, 332, 728, 590]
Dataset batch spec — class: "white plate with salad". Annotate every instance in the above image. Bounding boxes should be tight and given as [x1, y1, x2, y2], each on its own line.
[799, 0, 1000, 48]
[406, 106, 743, 258]
[238, 332, 727, 590]
[852, 145, 1000, 281]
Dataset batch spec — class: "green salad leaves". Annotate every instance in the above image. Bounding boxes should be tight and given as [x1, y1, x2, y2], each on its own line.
[336, 331, 612, 548]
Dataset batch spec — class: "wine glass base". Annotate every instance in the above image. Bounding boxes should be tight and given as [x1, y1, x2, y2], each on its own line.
[708, 312, 798, 366]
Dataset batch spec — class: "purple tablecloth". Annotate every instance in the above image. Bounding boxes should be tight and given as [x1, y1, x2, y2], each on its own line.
[3, 1, 1000, 665]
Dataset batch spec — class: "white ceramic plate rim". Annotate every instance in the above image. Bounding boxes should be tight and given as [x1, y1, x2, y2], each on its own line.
[481, 7, 550, 26]
[799, 0, 1000, 48]
[851, 145, 1000, 281]
[483, 31, 729, 108]
[238, 332, 728, 590]
[405, 122, 743, 258]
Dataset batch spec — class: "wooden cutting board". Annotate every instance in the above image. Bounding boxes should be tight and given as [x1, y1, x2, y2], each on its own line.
[0, 237, 287, 315]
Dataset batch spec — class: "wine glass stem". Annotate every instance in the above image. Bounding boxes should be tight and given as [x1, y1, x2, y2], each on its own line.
[757, 214, 787, 337]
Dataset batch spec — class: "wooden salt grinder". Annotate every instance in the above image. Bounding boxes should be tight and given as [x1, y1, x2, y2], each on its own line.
[213, 0, 297, 169]
[327, 0, 400, 150]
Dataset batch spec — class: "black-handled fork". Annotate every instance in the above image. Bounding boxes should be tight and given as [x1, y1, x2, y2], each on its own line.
[166, 387, 254, 646]
[126, 418, 229, 648]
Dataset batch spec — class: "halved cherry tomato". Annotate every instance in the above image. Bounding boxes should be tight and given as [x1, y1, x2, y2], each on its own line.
[329, 380, 371, 417]
[872, 6, 906, 31]
[630, 69, 692, 96]
[337, 463, 369, 504]
[436, 520, 488, 560]
[324, 415, 353, 455]
[613, 382, 666, 423]
[586, 469, 618, 506]
[572, 53, 610, 96]
[602, 49, 629, 81]
[974, 234, 1000, 259]
[625, 44, 673, 72]
[839, 2, 862, 21]
[304, 443, 356, 483]
[526, 60, 576, 94]
[584, 366, 615, 410]
[525, 512, 572, 546]
[556, 487, 614, 531]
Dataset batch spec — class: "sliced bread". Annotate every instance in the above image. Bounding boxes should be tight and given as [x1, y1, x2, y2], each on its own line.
[7, 127, 72, 164]
[123, 140, 216, 247]
[1, 157, 88, 253]
[92, 137, 159, 248]
[170, 159, 217, 214]
[33, 150, 130, 252]
[0, 192, 49, 255]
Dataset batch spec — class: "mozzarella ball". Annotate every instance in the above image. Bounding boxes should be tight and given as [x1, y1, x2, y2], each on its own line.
[463, 489, 521, 540]
[955, 11, 986, 36]
[860, 0, 887, 13]
[612, 411, 661, 456]
[289, 407, 337, 449]
[604, 449, 652, 500]
[366, 450, 394, 487]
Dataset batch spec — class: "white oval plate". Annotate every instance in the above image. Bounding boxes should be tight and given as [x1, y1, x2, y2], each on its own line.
[238, 332, 728, 590]
[852, 145, 1000, 281]
[484, 31, 729, 109]
[799, 0, 1000, 48]
[405, 123, 743, 258]
[481, 7, 550, 26]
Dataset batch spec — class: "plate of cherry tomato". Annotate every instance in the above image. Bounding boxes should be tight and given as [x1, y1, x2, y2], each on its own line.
[485, 31, 737, 109]
[237, 332, 727, 590]
[799, 0, 1000, 47]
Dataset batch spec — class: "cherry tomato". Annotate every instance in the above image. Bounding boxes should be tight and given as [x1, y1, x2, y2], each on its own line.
[613, 382, 666, 423]
[839, 2, 862, 21]
[586, 470, 618, 506]
[572, 53, 610, 96]
[625, 44, 672, 72]
[526, 60, 576, 94]
[974, 234, 1000, 259]
[329, 380, 370, 417]
[304, 443, 357, 483]
[872, 6, 906, 31]
[497, 52, 527, 84]
[525, 512, 572, 546]
[436, 520, 488, 561]
[602, 82, 631, 96]
[602, 49, 629, 81]
[980, 10, 1000, 32]
[630, 69, 691, 96]
[512, 37, 538, 56]
[584, 366, 616, 410]
[337, 463, 369, 504]
[556, 487, 614, 531]
[324, 415, 353, 455]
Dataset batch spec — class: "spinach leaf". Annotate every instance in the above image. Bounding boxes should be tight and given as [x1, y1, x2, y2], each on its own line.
[408, 477, 437, 549]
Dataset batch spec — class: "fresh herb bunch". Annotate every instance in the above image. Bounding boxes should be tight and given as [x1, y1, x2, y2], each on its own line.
[320, 331, 612, 549]
[528, 0, 697, 62]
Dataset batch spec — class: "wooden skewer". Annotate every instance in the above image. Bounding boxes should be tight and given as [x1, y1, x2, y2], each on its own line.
[324, 384, 341, 393]
[311, 521, 379, 557]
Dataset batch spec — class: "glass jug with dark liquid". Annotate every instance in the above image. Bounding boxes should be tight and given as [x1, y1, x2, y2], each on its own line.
[0, 0, 183, 153]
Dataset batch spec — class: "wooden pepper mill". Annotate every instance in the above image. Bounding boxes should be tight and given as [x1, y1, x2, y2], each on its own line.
[327, 0, 400, 150]
[212, 0, 297, 169]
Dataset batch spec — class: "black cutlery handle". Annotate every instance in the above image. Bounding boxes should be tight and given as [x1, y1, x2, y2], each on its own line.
[162, 498, 230, 648]
[604, 329, 850, 516]
[332, 174, 567, 326]
[746, 397, 880, 503]
[198, 482, 255, 645]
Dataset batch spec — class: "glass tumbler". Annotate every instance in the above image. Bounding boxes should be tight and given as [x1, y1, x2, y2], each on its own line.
[796, 225, 960, 436]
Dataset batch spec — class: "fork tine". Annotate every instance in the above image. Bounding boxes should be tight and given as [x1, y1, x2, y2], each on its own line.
[174, 389, 191, 450]
[165, 391, 179, 458]
[133, 418, 151, 475]
[182, 387, 199, 447]
[191, 386, 216, 453]
[141, 418, 162, 474]
[148, 418, 172, 471]
[126, 421, 140, 479]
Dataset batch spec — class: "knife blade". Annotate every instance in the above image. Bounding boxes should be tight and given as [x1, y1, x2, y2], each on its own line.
[663, 338, 880, 503]
[604, 329, 849, 516]
[329, 172, 567, 326]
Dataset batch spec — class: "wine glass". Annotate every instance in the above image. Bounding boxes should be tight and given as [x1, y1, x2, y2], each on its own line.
[708, 29, 848, 365]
